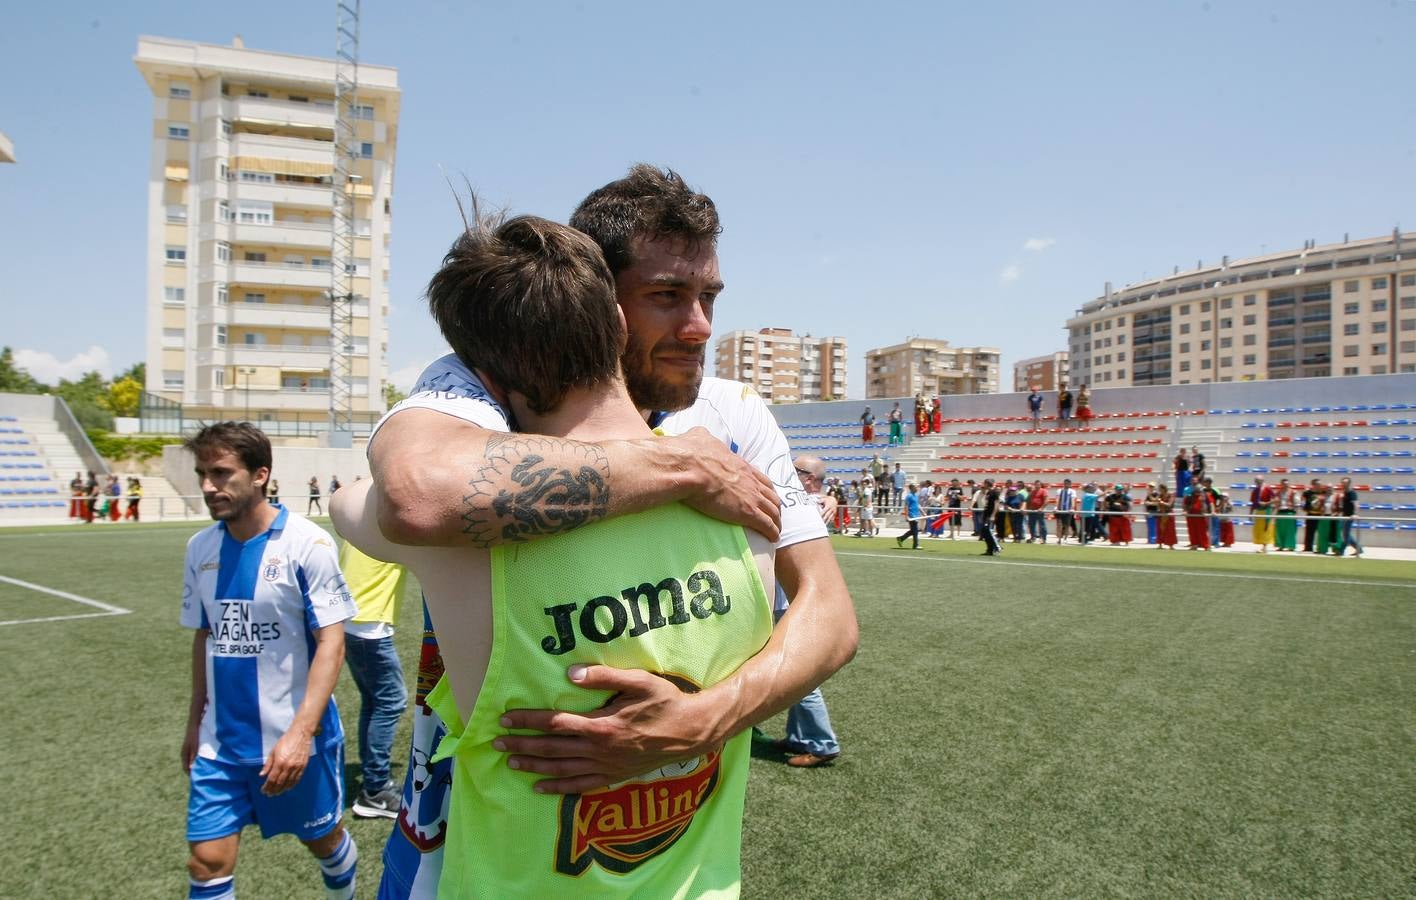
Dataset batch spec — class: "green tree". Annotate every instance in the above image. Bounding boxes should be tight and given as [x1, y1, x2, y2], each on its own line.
[108, 377, 143, 418]
[0, 347, 46, 394]
[115, 361, 147, 389]
[55, 371, 113, 431]
[383, 382, 407, 408]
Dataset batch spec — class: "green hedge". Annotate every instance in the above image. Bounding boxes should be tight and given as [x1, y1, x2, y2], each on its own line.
[86, 429, 184, 464]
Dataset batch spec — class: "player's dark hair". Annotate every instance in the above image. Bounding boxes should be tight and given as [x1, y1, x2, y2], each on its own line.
[569, 164, 721, 276]
[427, 213, 622, 415]
[184, 422, 272, 475]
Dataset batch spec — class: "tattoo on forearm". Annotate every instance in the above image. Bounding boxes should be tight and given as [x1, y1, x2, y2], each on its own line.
[461, 435, 611, 546]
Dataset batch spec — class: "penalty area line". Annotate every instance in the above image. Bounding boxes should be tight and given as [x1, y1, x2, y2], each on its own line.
[0, 574, 132, 627]
[833, 550, 1416, 590]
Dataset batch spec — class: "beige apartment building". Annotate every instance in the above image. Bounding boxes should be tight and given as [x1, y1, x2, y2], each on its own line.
[1013, 351, 1069, 391]
[1067, 231, 1416, 387]
[713, 329, 847, 403]
[135, 36, 399, 432]
[865, 339, 1000, 398]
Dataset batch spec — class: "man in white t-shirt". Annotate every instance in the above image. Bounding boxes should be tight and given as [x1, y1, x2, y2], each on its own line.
[364, 166, 858, 899]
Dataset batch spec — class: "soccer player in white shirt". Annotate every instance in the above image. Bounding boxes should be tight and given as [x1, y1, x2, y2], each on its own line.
[179, 423, 359, 900]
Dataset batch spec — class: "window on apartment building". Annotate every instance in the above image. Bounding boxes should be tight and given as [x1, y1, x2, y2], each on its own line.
[1179, 361, 1191, 372]
[1344, 280, 1359, 293]
[221, 120, 232, 139]
[1343, 366, 1359, 375]
[1200, 301, 1211, 312]
[359, 142, 374, 158]
[1243, 354, 1257, 365]
[354, 104, 375, 120]
[1243, 334, 1256, 346]
[1242, 314, 1256, 326]
[215, 325, 227, 346]
[244, 252, 267, 263]
[163, 371, 184, 390]
[1344, 323, 1360, 335]
[243, 333, 266, 346]
[165, 205, 187, 223]
[1343, 344, 1359, 357]
[1201, 359, 1212, 369]
[169, 85, 192, 99]
[1117, 334, 1126, 344]
[167, 125, 190, 140]
[1178, 342, 1190, 353]
[1372, 364, 1388, 374]
[288, 95, 309, 104]
[243, 292, 266, 304]
[247, 89, 268, 98]
[1244, 294, 1256, 305]
[164, 287, 185, 305]
[212, 369, 225, 389]
[237, 203, 273, 225]
[216, 200, 231, 223]
[1402, 341, 1416, 353]
[162, 328, 184, 349]
[1372, 277, 1388, 290]
[1372, 321, 1388, 334]
[1372, 299, 1388, 312]
[1220, 317, 1232, 329]
[239, 171, 274, 184]
[1402, 296, 1416, 310]
[165, 247, 186, 263]
[1220, 356, 1232, 367]
[1180, 323, 1191, 334]
[1220, 336, 1232, 348]
[1201, 340, 1211, 351]
[1178, 304, 1190, 315]
[215, 284, 228, 305]
[1117, 370, 1126, 379]
[1201, 320, 1211, 331]
[218, 160, 229, 181]
[1403, 320, 1416, 332]
[1117, 352, 1126, 362]
[1372, 343, 1387, 355]
[1344, 302, 1360, 314]
[1220, 298, 1233, 309]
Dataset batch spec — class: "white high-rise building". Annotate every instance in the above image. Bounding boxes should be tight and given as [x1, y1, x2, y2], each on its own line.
[135, 36, 399, 433]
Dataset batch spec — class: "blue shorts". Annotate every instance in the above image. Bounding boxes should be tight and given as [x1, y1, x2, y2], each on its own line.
[187, 743, 344, 843]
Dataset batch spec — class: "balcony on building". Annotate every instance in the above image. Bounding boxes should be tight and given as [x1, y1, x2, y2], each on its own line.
[227, 95, 336, 134]
[227, 259, 333, 289]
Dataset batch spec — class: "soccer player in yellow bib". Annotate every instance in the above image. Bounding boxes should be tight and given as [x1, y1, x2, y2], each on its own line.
[333, 213, 773, 897]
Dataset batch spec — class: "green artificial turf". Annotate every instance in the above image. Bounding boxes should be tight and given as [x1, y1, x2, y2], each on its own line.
[0, 523, 1412, 897]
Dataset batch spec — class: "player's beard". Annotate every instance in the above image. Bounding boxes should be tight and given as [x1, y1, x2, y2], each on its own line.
[623, 333, 704, 413]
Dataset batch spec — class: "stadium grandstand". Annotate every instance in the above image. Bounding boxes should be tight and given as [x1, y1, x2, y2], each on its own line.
[768, 373, 1416, 548]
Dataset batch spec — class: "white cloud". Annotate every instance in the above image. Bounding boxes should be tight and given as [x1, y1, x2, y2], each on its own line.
[999, 264, 1021, 284]
[1023, 237, 1056, 252]
[13, 345, 112, 383]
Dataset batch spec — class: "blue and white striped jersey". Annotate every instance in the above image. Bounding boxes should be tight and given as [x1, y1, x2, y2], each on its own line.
[181, 505, 357, 766]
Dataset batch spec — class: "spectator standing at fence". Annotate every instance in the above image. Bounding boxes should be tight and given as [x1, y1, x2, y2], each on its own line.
[329, 475, 342, 496]
[108, 475, 123, 521]
[1316, 484, 1342, 554]
[1104, 484, 1133, 544]
[859, 406, 875, 444]
[869, 453, 885, 483]
[858, 468, 875, 514]
[1027, 388, 1044, 430]
[1026, 480, 1049, 543]
[925, 485, 946, 537]
[856, 489, 877, 537]
[895, 483, 922, 550]
[1142, 483, 1161, 544]
[1183, 480, 1211, 550]
[1075, 385, 1093, 429]
[888, 402, 904, 445]
[1155, 484, 1178, 549]
[125, 477, 142, 521]
[1338, 477, 1364, 558]
[1174, 447, 1191, 496]
[947, 479, 966, 540]
[1190, 446, 1207, 483]
[970, 480, 987, 539]
[267, 479, 280, 506]
[69, 472, 84, 518]
[1250, 475, 1275, 553]
[1213, 484, 1236, 547]
[1054, 479, 1077, 543]
[1273, 478, 1299, 551]
[307, 477, 322, 516]
[1057, 385, 1073, 429]
[1078, 482, 1098, 544]
[1301, 478, 1323, 552]
[891, 463, 906, 509]
[83, 472, 98, 523]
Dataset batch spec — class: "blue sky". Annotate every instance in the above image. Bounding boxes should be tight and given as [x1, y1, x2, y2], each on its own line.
[1, 0, 1411, 397]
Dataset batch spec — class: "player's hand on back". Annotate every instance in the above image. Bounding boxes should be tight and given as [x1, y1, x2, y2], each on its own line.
[671, 427, 781, 542]
[260, 729, 314, 796]
[493, 664, 721, 795]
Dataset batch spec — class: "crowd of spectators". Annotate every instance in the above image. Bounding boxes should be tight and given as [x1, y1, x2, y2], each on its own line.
[68, 471, 142, 523]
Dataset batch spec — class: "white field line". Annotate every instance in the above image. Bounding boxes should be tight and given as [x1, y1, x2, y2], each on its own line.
[0, 574, 132, 626]
[833, 550, 1416, 591]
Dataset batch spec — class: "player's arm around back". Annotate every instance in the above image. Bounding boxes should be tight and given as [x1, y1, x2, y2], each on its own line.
[369, 408, 780, 547]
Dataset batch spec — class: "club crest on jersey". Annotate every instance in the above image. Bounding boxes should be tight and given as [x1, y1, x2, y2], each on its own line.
[554, 675, 721, 876]
[262, 557, 283, 582]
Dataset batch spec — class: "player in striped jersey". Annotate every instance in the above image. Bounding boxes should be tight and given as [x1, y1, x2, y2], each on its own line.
[179, 423, 360, 900]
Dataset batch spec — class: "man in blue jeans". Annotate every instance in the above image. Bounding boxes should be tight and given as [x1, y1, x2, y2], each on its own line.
[773, 455, 844, 767]
[337, 541, 410, 818]
[1338, 476, 1364, 558]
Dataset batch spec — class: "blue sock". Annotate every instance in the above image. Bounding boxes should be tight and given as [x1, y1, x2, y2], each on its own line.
[316, 830, 357, 899]
[189, 875, 234, 899]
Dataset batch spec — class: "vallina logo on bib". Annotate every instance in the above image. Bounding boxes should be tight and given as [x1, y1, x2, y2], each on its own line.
[554, 675, 721, 876]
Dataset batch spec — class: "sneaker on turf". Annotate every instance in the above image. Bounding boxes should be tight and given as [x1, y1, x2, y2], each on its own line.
[353, 784, 400, 819]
